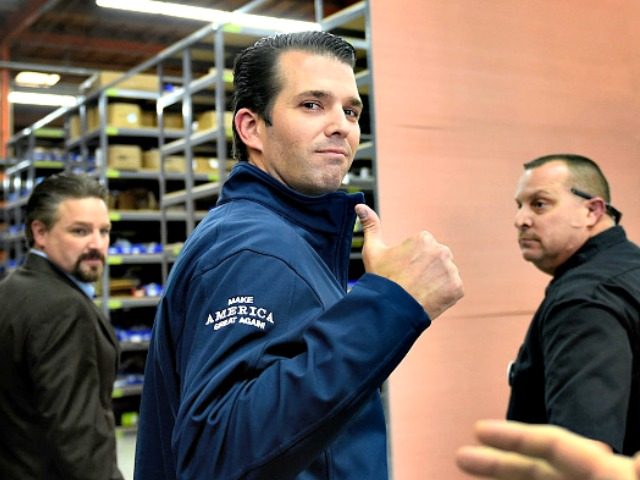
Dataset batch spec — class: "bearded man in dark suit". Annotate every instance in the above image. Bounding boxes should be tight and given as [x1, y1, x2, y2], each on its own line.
[0, 173, 124, 480]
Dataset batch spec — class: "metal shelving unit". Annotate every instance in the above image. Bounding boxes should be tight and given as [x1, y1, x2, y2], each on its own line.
[1, 128, 66, 275]
[0, 0, 376, 428]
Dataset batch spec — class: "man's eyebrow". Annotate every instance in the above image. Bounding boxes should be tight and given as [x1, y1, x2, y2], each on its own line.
[515, 188, 552, 201]
[67, 220, 110, 228]
[298, 90, 363, 109]
[348, 96, 364, 109]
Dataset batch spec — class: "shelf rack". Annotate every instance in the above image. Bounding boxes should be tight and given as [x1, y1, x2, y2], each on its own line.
[0, 0, 375, 424]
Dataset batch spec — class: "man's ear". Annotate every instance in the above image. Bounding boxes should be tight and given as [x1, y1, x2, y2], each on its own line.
[586, 197, 607, 226]
[31, 220, 48, 247]
[234, 108, 263, 153]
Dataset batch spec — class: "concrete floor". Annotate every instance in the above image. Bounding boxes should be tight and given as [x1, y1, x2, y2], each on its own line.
[116, 429, 137, 480]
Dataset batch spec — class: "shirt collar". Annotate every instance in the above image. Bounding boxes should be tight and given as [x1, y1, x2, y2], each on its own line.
[553, 226, 627, 279]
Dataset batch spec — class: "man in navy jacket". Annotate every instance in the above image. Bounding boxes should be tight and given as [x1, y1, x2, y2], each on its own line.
[135, 31, 463, 480]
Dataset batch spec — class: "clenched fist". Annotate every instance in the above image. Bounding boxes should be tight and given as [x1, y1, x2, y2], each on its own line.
[356, 204, 463, 320]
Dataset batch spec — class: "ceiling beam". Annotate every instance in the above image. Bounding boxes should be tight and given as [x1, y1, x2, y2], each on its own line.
[0, 0, 60, 46]
[12, 32, 165, 57]
[0, 60, 100, 76]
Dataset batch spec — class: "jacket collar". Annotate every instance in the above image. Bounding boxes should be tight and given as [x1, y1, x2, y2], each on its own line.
[218, 163, 364, 233]
[30, 248, 95, 298]
[217, 162, 365, 287]
[22, 253, 119, 354]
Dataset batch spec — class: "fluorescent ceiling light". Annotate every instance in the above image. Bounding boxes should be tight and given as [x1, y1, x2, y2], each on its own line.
[15, 71, 61, 88]
[8, 91, 77, 107]
[96, 0, 320, 32]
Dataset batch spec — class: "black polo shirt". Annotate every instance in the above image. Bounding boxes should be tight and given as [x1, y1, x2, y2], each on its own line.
[507, 226, 640, 455]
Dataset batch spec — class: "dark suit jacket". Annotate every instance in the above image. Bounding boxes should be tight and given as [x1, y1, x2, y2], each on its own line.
[0, 253, 124, 479]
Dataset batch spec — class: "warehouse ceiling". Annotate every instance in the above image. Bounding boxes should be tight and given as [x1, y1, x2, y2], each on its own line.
[0, 0, 359, 131]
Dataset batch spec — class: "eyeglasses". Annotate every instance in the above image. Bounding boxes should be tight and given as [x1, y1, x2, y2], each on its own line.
[570, 188, 622, 225]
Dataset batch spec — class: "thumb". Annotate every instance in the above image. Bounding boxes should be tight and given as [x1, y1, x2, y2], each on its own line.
[355, 204, 385, 251]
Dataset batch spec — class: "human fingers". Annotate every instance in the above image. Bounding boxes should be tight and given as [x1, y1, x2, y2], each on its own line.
[474, 420, 629, 480]
[402, 232, 463, 319]
[474, 420, 599, 455]
[633, 453, 640, 478]
[455, 445, 560, 480]
[355, 204, 463, 316]
[356, 204, 386, 273]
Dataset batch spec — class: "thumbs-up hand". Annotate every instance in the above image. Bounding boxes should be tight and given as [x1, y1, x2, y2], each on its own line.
[355, 204, 463, 320]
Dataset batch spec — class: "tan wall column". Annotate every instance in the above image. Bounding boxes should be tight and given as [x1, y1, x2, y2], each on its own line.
[368, 1, 640, 478]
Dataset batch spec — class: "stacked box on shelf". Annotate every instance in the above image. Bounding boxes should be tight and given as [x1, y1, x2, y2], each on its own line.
[195, 110, 234, 133]
[107, 145, 142, 170]
[70, 103, 142, 139]
[80, 70, 159, 93]
[142, 149, 186, 173]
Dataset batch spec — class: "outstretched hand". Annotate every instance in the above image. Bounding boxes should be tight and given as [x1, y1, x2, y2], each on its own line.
[355, 204, 463, 320]
[456, 420, 640, 480]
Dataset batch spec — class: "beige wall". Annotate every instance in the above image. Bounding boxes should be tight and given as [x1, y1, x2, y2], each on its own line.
[368, 1, 640, 478]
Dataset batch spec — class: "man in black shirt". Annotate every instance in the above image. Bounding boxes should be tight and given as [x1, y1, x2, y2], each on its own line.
[507, 153, 640, 455]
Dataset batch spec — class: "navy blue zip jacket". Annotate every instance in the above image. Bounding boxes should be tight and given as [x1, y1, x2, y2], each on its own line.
[134, 163, 430, 479]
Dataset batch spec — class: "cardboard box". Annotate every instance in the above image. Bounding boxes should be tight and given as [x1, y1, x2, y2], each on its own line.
[72, 105, 138, 135]
[88, 108, 100, 131]
[195, 110, 234, 132]
[107, 192, 118, 210]
[69, 114, 81, 139]
[140, 112, 183, 129]
[140, 111, 156, 128]
[142, 149, 185, 173]
[107, 103, 141, 129]
[165, 156, 186, 173]
[108, 145, 142, 170]
[69, 108, 100, 138]
[116, 188, 158, 210]
[81, 70, 159, 93]
[164, 112, 184, 130]
[193, 157, 217, 174]
[193, 157, 238, 176]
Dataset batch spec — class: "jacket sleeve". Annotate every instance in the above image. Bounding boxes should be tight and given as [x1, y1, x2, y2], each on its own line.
[542, 299, 633, 452]
[28, 297, 122, 480]
[171, 250, 429, 479]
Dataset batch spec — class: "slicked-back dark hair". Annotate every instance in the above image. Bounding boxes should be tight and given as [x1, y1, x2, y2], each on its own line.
[524, 153, 612, 202]
[25, 172, 108, 246]
[231, 30, 356, 162]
